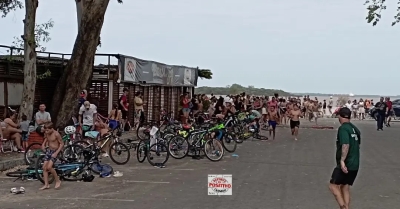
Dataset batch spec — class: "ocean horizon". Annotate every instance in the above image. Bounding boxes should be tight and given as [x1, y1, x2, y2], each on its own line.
[206, 94, 400, 105]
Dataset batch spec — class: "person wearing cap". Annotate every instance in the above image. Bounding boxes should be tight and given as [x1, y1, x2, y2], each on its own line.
[329, 107, 360, 209]
[78, 101, 97, 136]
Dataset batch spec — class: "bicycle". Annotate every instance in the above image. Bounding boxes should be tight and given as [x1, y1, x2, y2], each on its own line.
[168, 122, 224, 162]
[6, 166, 50, 182]
[73, 128, 130, 165]
[34, 147, 101, 184]
[25, 130, 86, 165]
[136, 121, 170, 166]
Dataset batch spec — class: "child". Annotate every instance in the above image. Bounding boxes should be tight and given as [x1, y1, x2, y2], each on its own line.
[40, 122, 63, 190]
[20, 115, 30, 150]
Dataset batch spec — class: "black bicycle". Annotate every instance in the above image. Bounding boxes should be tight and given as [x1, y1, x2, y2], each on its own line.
[136, 121, 169, 166]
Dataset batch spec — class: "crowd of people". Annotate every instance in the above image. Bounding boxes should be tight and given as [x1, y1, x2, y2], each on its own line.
[180, 93, 323, 140]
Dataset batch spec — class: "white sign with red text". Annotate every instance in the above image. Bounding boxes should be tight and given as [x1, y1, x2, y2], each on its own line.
[208, 174, 232, 195]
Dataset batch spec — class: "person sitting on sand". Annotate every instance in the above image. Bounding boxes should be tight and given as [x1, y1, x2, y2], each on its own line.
[40, 122, 63, 190]
[2, 111, 23, 152]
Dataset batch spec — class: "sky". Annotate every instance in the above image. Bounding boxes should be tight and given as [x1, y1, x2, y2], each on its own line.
[0, 0, 399, 95]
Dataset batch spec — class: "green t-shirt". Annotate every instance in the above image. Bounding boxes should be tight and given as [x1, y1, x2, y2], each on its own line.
[336, 122, 361, 170]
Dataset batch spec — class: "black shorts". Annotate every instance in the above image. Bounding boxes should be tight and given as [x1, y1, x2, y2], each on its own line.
[121, 110, 128, 119]
[330, 167, 358, 186]
[290, 120, 300, 129]
[328, 105, 332, 109]
[386, 110, 393, 117]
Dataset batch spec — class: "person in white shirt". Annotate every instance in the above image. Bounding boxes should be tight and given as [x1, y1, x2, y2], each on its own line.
[358, 98, 365, 120]
[328, 96, 334, 114]
[351, 100, 359, 119]
[78, 101, 97, 137]
[344, 101, 351, 108]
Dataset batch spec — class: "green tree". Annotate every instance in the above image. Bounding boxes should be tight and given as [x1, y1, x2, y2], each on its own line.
[365, 0, 400, 26]
[198, 69, 213, 79]
[1, 0, 42, 120]
[195, 83, 292, 96]
[0, 0, 23, 17]
[50, 0, 123, 127]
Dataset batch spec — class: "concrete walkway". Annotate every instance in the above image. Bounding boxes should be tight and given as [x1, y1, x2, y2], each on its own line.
[0, 119, 399, 209]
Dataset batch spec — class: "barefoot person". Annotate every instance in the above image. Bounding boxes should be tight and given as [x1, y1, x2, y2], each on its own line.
[40, 122, 63, 190]
[267, 106, 279, 140]
[329, 107, 360, 209]
[289, 103, 302, 141]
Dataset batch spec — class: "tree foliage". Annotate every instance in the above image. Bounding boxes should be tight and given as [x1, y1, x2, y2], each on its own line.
[198, 69, 213, 79]
[9, 19, 54, 53]
[365, 0, 400, 26]
[0, 0, 23, 17]
[7, 19, 54, 80]
[195, 83, 292, 96]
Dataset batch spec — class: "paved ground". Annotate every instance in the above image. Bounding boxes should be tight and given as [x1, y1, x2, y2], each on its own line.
[1, 119, 400, 209]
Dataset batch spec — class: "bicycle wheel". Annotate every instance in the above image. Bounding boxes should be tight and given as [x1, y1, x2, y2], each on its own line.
[34, 155, 55, 184]
[221, 132, 237, 153]
[24, 142, 43, 165]
[136, 140, 147, 163]
[63, 144, 85, 162]
[204, 138, 224, 162]
[6, 170, 29, 178]
[162, 132, 175, 143]
[109, 142, 130, 165]
[90, 163, 114, 175]
[147, 143, 169, 166]
[168, 136, 189, 159]
[232, 126, 243, 144]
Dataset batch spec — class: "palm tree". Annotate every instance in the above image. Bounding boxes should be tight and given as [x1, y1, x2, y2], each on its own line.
[198, 69, 212, 79]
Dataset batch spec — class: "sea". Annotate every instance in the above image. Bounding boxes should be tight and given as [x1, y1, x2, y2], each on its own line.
[207, 95, 400, 107]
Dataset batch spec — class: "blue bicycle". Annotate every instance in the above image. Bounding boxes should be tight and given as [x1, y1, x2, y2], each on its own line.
[34, 147, 104, 184]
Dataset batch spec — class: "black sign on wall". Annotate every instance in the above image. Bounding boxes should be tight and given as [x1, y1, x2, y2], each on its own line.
[121, 55, 198, 86]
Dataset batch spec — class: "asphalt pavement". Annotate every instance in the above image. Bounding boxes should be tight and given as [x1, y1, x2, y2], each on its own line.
[0, 118, 399, 209]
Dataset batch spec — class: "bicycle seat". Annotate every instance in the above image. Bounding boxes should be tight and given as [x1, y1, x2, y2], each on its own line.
[182, 124, 192, 130]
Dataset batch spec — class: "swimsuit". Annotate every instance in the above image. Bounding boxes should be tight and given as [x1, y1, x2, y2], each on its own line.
[44, 149, 57, 163]
[290, 120, 300, 129]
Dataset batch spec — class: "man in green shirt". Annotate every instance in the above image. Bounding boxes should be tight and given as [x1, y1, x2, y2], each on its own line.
[329, 107, 360, 209]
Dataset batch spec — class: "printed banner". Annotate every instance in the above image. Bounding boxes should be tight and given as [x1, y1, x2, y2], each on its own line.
[121, 55, 198, 86]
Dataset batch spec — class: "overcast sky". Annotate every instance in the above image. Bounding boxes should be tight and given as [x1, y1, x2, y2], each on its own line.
[1, 0, 399, 95]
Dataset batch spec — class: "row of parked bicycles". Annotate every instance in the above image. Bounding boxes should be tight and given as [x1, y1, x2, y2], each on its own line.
[6, 109, 267, 184]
